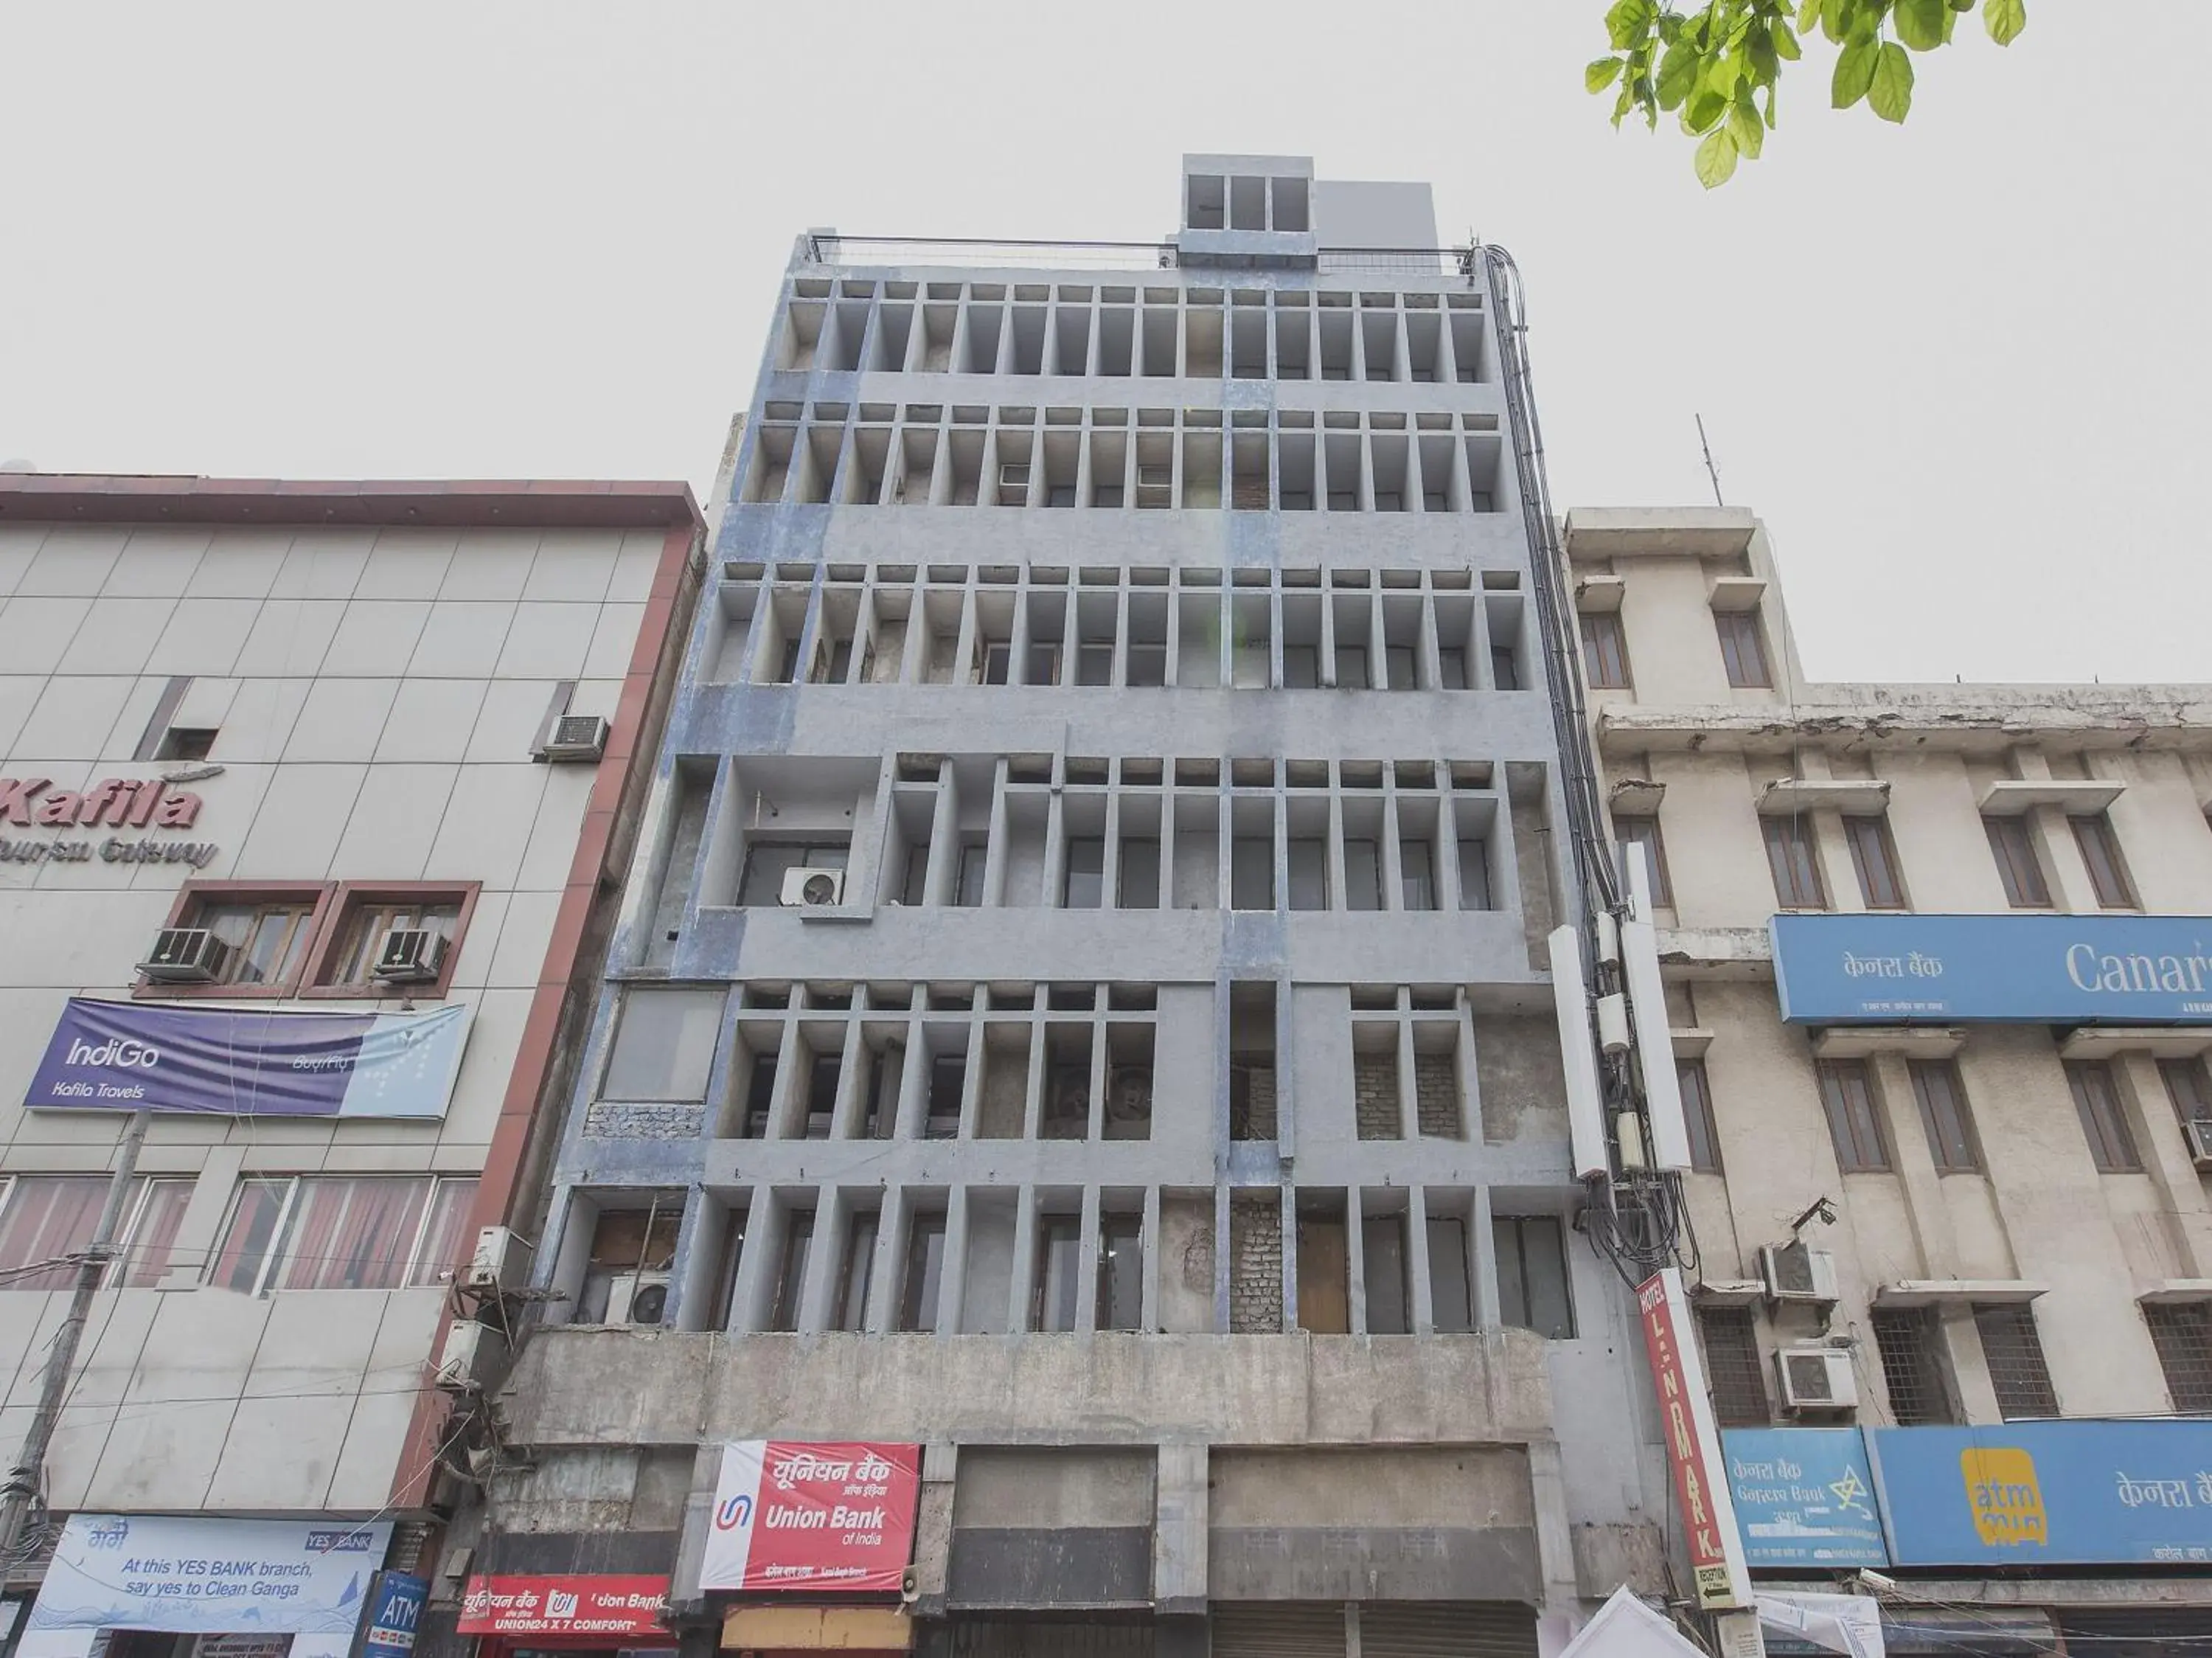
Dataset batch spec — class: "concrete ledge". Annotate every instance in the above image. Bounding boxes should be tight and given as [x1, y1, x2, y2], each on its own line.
[1562, 507, 1756, 561]
[504, 1329, 1559, 1450]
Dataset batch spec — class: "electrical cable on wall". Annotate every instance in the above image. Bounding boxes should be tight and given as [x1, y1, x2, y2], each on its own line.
[1480, 243, 1695, 1289]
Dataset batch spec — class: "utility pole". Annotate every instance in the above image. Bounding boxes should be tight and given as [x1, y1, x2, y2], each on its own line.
[0, 1109, 152, 1558]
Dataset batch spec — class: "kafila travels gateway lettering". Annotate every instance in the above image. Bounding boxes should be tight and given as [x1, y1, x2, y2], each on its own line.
[0, 775, 218, 867]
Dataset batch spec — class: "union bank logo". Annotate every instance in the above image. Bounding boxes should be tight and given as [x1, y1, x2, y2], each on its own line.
[714, 1493, 753, 1531]
[1962, 1446, 2047, 1547]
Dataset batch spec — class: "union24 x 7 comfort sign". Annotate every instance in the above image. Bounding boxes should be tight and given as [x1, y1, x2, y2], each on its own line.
[1772, 913, 2212, 1025]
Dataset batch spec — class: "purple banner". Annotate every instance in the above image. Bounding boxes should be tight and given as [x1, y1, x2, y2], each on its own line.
[26, 997, 470, 1119]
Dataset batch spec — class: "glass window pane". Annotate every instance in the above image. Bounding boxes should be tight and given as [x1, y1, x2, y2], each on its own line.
[408, 1178, 479, 1288]
[603, 988, 724, 1101]
[1455, 839, 1492, 909]
[1846, 816, 1907, 910]
[1117, 837, 1161, 909]
[1063, 837, 1105, 909]
[1910, 1061, 1979, 1173]
[1097, 1215, 1143, 1332]
[2067, 1060, 2142, 1173]
[1345, 839, 1382, 912]
[116, 1179, 195, 1288]
[1400, 840, 1436, 910]
[1616, 818, 1671, 906]
[1678, 1059, 1721, 1173]
[1230, 837, 1273, 910]
[1287, 839, 1329, 911]
[2073, 815, 2137, 909]
[1427, 1216, 1473, 1333]
[900, 1212, 947, 1331]
[0, 1176, 109, 1292]
[211, 1179, 292, 1293]
[1985, 816, 2051, 908]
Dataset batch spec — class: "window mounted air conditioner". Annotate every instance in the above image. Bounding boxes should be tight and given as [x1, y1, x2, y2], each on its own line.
[1759, 1240, 1840, 1305]
[142, 926, 230, 983]
[1775, 1345, 1858, 1412]
[780, 867, 846, 909]
[540, 713, 609, 763]
[605, 1270, 671, 1326]
[2185, 1120, 2212, 1171]
[372, 929, 448, 985]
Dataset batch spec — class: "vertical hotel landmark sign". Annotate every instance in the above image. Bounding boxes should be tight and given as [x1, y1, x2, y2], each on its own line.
[1638, 1268, 1754, 1609]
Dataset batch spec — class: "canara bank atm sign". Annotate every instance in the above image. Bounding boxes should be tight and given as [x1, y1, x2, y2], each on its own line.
[1773, 913, 2212, 1024]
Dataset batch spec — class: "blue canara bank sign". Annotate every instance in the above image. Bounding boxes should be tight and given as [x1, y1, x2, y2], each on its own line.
[1771, 913, 2212, 1025]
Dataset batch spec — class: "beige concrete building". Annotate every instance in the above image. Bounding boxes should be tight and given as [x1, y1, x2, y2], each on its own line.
[1568, 506, 2212, 1652]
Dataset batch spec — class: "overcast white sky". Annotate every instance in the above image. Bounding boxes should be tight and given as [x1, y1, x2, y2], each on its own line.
[1, 4, 2205, 684]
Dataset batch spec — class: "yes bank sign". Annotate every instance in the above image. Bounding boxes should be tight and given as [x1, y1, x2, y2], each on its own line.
[1773, 912, 2212, 1024]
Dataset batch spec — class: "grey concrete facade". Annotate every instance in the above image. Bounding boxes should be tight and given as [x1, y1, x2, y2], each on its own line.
[484, 161, 1672, 1656]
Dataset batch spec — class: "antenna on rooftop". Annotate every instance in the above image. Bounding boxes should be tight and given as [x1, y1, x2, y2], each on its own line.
[1694, 413, 1725, 507]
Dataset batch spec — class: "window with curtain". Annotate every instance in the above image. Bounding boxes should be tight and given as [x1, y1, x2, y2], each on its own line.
[0, 1176, 197, 1294]
[209, 1174, 476, 1295]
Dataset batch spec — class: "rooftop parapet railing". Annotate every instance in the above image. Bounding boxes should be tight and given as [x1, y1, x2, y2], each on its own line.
[801, 235, 1478, 280]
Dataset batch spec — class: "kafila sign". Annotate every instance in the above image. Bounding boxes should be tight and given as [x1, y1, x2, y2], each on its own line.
[27, 997, 470, 1120]
[0, 776, 218, 869]
[700, 1441, 922, 1593]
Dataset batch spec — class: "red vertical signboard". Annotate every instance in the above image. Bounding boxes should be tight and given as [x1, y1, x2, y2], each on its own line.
[1638, 1268, 1753, 1609]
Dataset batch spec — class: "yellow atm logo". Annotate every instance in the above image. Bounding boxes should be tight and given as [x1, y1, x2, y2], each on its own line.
[1962, 1447, 2048, 1548]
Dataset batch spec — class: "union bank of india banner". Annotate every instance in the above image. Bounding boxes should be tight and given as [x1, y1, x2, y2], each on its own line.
[699, 1441, 922, 1592]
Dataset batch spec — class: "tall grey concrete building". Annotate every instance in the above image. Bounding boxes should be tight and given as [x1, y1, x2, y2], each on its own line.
[456, 158, 1673, 1658]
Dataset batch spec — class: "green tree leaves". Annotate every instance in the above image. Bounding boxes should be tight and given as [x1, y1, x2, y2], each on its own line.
[1590, 0, 2026, 185]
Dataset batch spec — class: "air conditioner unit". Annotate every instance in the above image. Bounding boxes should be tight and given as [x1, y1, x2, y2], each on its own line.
[1759, 1241, 1840, 1305]
[2185, 1120, 2212, 1171]
[434, 1318, 509, 1392]
[1775, 1345, 1858, 1412]
[372, 929, 448, 985]
[780, 866, 846, 908]
[606, 1270, 671, 1326]
[142, 926, 230, 983]
[541, 713, 610, 763]
[464, 1226, 533, 1295]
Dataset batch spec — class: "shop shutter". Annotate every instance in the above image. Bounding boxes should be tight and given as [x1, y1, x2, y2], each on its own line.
[1360, 1603, 1540, 1658]
[1209, 1602, 1349, 1658]
[934, 1618, 1155, 1658]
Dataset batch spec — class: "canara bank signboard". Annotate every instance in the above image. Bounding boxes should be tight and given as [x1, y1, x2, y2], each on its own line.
[699, 1441, 921, 1593]
[1773, 912, 2212, 1024]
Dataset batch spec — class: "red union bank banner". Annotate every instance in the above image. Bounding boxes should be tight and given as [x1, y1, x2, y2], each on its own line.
[699, 1441, 921, 1592]
[456, 1575, 669, 1638]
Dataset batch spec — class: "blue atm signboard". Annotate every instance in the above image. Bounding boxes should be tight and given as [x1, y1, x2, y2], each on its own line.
[1872, 1421, 2212, 1567]
[1722, 1429, 1887, 1567]
[1772, 912, 2212, 1025]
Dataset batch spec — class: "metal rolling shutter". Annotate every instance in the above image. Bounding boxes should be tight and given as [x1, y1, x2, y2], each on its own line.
[1360, 1603, 1540, 1658]
[1208, 1603, 1349, 1658]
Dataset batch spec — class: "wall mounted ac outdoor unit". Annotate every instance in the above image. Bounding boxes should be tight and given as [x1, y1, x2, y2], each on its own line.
[2185, 1120, 2212, 1171]
[781, 867, 845, 908]
[1759, 1241, 1840, 1305]
[373, 929, 448, 985]
[142, 926, 230, 983]
[435, 1318, 509, 1392]
[464, 1226, 533, 1295]
[541, 714, 609, 763]
[1775, 1345, 1857, 1412]
[606, 1269, 671, 1326]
